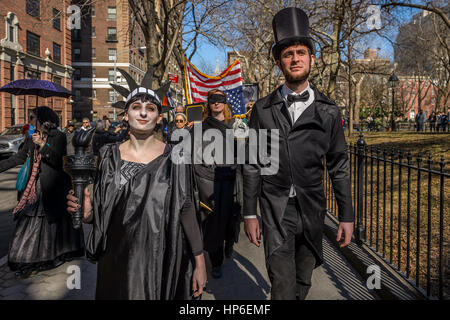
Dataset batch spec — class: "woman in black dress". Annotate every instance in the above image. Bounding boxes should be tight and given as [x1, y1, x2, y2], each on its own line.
[67, 69, 206, 300]
[0, 106, 84, 278]
[194, 89, 241, 279]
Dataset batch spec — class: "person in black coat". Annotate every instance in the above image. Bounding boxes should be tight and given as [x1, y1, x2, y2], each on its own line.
[193, 89, 241, 279]
[0, 106, 84, 278]
[92, 120, 128, 156]
[243, 8, 354, 300]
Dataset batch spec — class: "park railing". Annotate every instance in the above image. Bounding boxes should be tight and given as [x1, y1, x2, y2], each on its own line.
[324, 132, 449, 300]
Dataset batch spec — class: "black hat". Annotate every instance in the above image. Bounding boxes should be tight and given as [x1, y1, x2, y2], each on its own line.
[272, 7, 314, 59]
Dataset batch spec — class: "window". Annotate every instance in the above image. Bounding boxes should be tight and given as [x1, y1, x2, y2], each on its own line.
[26, 31, 40, 57]
[92, 48, 96, 58]
[92, 89, 97, 99]
[73, 69, 81, 81]
[92, 68, 96, 78]
[74, 90, 81, 100]
[109, 90, 115, 102]
[91, 27, 96, 38]
[72, 29, 81, 41]
[53, 43, 61, 64]
[108, 48, 116, 61]
[73, 48, 80, 61]
[108, 7, 117, 20]
[52, 8, 60, 30]
[106, 28, 117, 41]
[26, 69, 40, 79]
[91, 6, 95, 17]
[108, 69, 115, 82]
[9, 26, 14, 42]
[26, 0, 40, 18]
[6, 13, 19, 43]
[53, 76, 62, 85]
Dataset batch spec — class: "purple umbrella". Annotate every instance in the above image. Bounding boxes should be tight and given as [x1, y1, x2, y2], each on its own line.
[0, 79, 72, 107]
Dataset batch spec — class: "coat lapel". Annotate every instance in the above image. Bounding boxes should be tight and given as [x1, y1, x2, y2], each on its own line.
[264, 87, 291, 136]
[291, 102, 325, 132]
[291, 85, 329, 132]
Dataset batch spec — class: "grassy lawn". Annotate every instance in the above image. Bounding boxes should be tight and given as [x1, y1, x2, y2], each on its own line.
[327, 131, 449, 299]
[346, 132, 450, 165]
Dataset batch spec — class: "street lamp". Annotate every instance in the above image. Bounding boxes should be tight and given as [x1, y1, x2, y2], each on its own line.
[388, 73, 398, 131]
[113, 46, 146, 120]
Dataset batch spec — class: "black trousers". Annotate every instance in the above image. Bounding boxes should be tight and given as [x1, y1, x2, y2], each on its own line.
[266, 198, 316, 300]
[208, 240, 234, 268]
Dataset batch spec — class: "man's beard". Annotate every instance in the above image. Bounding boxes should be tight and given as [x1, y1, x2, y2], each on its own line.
[282, 60, 311, 85]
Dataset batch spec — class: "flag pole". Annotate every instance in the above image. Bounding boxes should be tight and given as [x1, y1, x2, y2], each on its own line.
[184, 56, 191, 105]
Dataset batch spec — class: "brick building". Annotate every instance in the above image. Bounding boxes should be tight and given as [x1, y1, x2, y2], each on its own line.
[71, 0, 184, 122]
[0, 0, 73, 131]
[71, 0, 144, 121]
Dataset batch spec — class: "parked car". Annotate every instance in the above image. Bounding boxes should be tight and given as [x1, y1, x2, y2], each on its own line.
[0, 124, 26, 158]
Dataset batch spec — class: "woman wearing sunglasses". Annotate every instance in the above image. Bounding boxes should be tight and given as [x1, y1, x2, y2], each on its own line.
[175, 113, 188, 129]
[0, 107, 84, 278]
[194, 89, 242, 279]
[66, 69, 206, 300]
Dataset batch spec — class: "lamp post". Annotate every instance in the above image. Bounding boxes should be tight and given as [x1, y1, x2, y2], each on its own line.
[113, 46, 146, 120]
[388, 73, 398, 131]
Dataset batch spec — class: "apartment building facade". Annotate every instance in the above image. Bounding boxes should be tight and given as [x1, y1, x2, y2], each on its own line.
[71, 0, 185, 122]
[0, 0, 73, 131]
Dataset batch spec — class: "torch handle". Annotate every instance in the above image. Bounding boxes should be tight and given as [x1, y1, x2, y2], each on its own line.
[72, 183, 85, 230]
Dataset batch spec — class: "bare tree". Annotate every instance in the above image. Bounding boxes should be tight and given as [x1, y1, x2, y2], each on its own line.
[127, 0, 228, 87]
[381, 0, 450, 30]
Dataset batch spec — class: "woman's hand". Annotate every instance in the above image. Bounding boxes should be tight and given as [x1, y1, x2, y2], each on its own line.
[31, 132, 46, 148]
[66, 188, 93, 223]
[192, 253, 207, 298]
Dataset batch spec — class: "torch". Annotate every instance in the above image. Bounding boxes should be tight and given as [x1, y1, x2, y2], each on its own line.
[63, 127, 96, 229]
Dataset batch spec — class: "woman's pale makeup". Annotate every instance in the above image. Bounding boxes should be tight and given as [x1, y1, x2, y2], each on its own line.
[125, 100, 161, 133]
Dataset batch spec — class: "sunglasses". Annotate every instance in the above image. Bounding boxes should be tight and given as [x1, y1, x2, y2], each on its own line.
[175, 120, 185, 123]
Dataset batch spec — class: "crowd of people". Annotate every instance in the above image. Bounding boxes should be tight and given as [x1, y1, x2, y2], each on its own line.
[423, 111, 449, 132]
[0, 7, 356, 301]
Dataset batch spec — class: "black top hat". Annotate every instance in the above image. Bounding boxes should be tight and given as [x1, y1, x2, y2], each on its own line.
[272, 7, 314, 59]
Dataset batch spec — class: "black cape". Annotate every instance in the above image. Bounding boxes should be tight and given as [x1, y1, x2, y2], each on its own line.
[86, 143, 197, 300]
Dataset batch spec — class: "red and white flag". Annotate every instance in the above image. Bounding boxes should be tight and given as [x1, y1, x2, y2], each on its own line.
[184, 57, 245, 115]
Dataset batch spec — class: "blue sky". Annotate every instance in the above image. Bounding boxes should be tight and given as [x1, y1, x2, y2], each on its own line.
[187, 4, 425, 75]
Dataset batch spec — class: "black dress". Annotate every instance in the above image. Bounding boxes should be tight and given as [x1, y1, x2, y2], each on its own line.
[86, 143, 203, 300]
[193, 117, 242, 268]
[0, 130, 85, 272]
[8, 177, 84, 271]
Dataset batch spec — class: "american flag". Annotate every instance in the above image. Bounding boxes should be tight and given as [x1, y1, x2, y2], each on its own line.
[185, 58, 245, 115]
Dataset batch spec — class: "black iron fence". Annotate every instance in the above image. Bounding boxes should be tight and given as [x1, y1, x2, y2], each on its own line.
[324, 133, 449, 300]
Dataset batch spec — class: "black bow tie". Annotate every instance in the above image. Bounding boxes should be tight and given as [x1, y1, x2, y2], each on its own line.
[287, 91, 310, 104]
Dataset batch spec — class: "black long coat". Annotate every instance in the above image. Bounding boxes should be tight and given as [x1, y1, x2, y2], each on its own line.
[0, 129, 72, 223]
[243, 85, 353, 267]
[193, 117, 241, 252]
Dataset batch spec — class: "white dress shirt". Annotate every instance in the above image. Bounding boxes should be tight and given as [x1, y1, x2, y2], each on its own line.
[282, 82, 315, 197]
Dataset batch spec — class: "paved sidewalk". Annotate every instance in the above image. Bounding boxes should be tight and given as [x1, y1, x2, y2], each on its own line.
[0, 223, 377, 300]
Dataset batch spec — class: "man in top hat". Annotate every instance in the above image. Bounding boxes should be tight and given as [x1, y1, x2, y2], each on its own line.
[243, 7, 354, 300]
